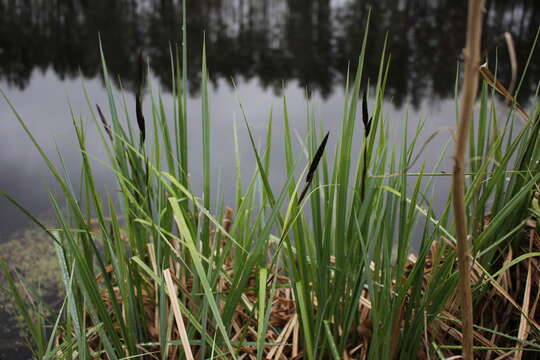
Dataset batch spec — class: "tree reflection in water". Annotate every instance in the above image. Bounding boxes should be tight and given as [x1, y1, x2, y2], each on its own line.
[0, 0, 538, 108]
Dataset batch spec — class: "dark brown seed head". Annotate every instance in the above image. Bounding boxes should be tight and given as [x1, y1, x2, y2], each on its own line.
[96, 104, 113, 141]
[298, 131, 330, 204]
[135, 50, 146, 143]
[135, 95, 146, 143]
[362, 90, 373, 137]
[306, 131, 330, 184]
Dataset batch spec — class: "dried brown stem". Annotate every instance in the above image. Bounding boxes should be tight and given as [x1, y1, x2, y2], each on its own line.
[452, 0, 486, 359]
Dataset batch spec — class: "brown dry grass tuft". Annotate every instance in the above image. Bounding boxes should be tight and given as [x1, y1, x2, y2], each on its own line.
[51, 206, 540, 359]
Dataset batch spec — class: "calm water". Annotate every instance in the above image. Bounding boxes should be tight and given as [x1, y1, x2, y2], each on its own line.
[1, 0, 539, 238]
[0, 0, 538, 356]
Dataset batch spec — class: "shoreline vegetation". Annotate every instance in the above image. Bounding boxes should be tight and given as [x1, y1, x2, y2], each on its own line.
[1, 2, 540, 359]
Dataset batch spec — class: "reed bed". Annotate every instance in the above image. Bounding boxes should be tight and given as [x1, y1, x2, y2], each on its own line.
[1, 4, 539, 359]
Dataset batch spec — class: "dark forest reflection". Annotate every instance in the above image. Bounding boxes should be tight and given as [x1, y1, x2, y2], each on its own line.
[1, 0, 538, 107]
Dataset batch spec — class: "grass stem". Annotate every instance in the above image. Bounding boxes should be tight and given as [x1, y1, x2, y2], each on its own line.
[452, 1, 486, 359]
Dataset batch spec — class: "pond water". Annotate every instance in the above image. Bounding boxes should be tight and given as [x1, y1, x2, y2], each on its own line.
[0, 0, 538, 357]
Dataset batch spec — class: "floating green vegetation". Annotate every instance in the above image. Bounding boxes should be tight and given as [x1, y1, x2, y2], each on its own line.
[0, 227, 62, 344]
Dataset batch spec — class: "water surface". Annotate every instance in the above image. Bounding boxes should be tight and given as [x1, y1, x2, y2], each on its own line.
[1, 0, 538, 237]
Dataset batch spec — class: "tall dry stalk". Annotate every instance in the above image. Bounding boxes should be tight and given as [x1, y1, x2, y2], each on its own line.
[452, 0, 485, 359]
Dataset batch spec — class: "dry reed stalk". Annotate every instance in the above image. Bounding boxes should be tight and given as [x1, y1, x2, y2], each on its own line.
[292, 320, 299, 357]
[163, 268, 194, 360]
[514, 230, 534, 360]
[267, 314, 297, 359]
[452, 0, 486, 359]
[503, 32, 518, 94]
[479, 64, 529, 121]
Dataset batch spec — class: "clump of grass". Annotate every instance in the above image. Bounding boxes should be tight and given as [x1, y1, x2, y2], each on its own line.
[1, 2, 539, 359]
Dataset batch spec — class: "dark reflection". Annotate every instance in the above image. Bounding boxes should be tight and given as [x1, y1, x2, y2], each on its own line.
[1, 0, 538, 107]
